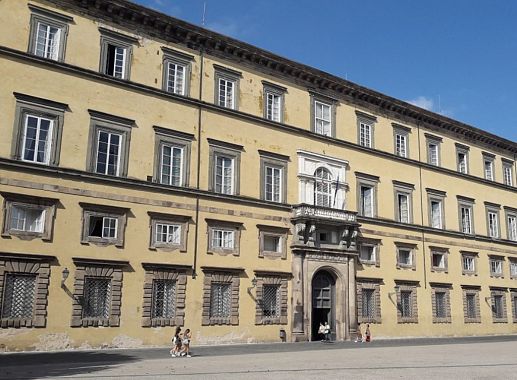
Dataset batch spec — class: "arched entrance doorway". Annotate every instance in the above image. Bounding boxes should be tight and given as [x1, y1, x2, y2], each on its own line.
[311, 270, 335, 340]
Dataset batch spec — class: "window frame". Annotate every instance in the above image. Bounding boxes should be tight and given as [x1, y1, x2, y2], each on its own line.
[206, 219, 242, 256]
[357, 111, 376, 148]
[310, 93, 337, 137]
[509, 259, 517, 280]
[214, 65, 241, 110]
[27, 4, 72, 62]
[1, 192, 57, 241]
[425, 133, 442, 166]
[396, 243, 416, 270]
[485, 203, 501, 239]
[201, 269, 241, 326]
[490, 288, 508, 323]
[502, 159, 514, 187]
[431, 285, 451, 323]
[482, 152, 496, 181]
[505, 207, 517, 242]
[462, 286, 481, 323]
[357, 280, 382, 324]
[259, 151, 288, 203]
[395, 282, 418, 323]
[489, 255, 504, 278]
[258, 225, 288, 260]
[148, 212, 190, 251]
[455, 143, 470, 174]
[393, 124, 410, 158]
[263, 81, 286, 123]
[427, 189, 446, 230]
[461, 251, 478, 276]
[511, 291, 517, 323]
[393, 181, 414, 224]
[358, 239, 380, 267]
[98, 28, 137, 80]
[161, 47, 193, 96]
[80, 203, 128, 247]
[254, 272, 289, 325]
[208, 139, 242, 195]
[457, 196, 475, 235]
[356, 173, 379, 218]
[429, 247, 448, 273]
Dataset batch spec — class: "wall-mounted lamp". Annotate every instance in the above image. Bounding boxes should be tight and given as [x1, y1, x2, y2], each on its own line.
[61, 267, 70, 287]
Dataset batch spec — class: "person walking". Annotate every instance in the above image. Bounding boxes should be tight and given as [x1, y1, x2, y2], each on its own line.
[365, 324, 371, 342]
[324, 322, 331, 342]
[170, 326, 182, 357]
[180, 328, 192, 357]
[355, 323, 363, 343]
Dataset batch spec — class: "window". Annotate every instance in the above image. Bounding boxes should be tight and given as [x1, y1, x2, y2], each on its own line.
[454, 143, 470, 174]
[392, 125, 410, 158]
[162, 48, 193, 96]
[430, 249, 448, 272]
[1, 192, 57, 241]
[489, 256, 504, 277]
[483, 153, 495, 181]
[430, 199, 443, 229]
[12, 93, 67, 167]
[396, 244, 416, 270]
[356, 173, 379, 218]
[80, 203, 128, 247]
[141, 264, 187, 327]
[259, 151, 288, 203]
[255, 274, 288, 325]
[149, 212, 189, 251]
[0, 254, 52, 328]
[28, 5, 71, 62]
[310, 94, 336, 137]
[394, 182, 413, 224]
[153, 127, 193, 187]
[359, 186, 374, 217]
[99, 28, 137, 80]
[512, 292, 517, 323]
[509, 260, 517, 279]
[87, 111, 133, 177]
[357, 112, 376, 148]
[357, 281, 381, 323]
[506, 210, 517, 241]
[214, 65, 241, 110]
[207, 219, 242, 256]
[208, 139, 242, 196]
[396, 283, 418, 323]
[359, 245, 376, 265]
[503, 161, 514, 186]
[258, 226, 288, 260]
[70, 258, 126, 327]
[425, 134, 442, 166]
[263, 82, 286, 123]
[458, 197, 475, 234]
[491, 289, 507, 322]
[262, 285, 280, 319]
[201, 269, 240, 326]
[486, 207, 500, 238]
[314, 167, 333, 207]
[463, 287, 480, 323]
[432, 286, 451, 323]
[461, 252, 477, 275]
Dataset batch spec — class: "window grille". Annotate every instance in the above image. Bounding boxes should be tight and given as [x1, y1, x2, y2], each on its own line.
[512, 296, 517, 319]
[262, 285, 280, 319]
[492, 294, 504, 319]
[210, 283, 231, 318]
[82, 278, 111, 319]
[435, 292, 446, 318]
[160, 145, 183, 186]
[362, 288, 375, 318]
[1, 274, 37, 319]
[466, 294, 477, 318]
[400, 290, 412, 317]
[511, 262, 517, 277]
[151, 280, 176, 319]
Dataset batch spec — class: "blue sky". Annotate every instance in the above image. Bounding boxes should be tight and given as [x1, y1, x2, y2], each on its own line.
[135, 0, 517, 142]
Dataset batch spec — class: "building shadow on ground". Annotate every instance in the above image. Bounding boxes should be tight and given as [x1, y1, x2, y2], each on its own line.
[0, 351, 139, 380]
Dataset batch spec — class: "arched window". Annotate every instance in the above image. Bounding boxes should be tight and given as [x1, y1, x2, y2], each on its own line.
[314, 167, 332, 207]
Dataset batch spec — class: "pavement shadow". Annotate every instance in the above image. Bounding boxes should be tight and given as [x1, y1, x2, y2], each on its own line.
[0, 351, 139, 380]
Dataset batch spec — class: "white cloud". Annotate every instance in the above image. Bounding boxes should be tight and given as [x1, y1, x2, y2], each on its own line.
[407, 96, 434, 111]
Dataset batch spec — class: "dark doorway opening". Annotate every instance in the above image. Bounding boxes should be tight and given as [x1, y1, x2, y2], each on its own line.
[311, 271, 335, 341]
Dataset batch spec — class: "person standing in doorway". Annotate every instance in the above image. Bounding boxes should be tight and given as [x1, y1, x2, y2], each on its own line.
[324, 321, 331, 342]
[318, 322, 326, 341]
[365, 324, 371, 342]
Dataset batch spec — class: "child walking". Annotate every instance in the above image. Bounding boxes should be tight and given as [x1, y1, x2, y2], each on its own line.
[180, 328, 192, 357]
[170, 326, 182, 357]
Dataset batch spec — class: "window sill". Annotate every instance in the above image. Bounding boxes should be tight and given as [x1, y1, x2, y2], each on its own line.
[81, 237, 122, 247]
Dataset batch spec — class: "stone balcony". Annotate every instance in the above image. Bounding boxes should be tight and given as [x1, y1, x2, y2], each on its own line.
[291, 204, 357, 225]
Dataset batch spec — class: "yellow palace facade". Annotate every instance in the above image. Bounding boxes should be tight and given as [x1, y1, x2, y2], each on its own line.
[0, 0, 516, 351]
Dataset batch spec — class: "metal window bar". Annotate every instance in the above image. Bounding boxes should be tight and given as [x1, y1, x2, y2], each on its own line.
[435, 292, 446, 318]
[1, 274, 37, 319]
[362, 288, 375, 319]
[152, 280, 176, 318]
[262, 285, 280, 318]
[210, 283, 231, 318]
[466, 294, 477, 318]
[82, 278, 111, 319]
[400, 291, 412, 318]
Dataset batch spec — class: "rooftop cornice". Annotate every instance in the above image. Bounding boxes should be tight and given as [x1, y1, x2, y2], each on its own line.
[42, 0, 517, 153]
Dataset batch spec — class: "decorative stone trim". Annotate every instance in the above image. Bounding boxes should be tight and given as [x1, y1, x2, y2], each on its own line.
[461, 286, 481, 323]
[148, 212, 190, 252]
[206, 219, 242, 256]
[70, 258, 127, 327]
[141, 264, 187, 327]
[254, 272, 288, 325]
[490, 287, 508, 323]
[395, 242, 417, 271]
[429, 246, 449, 273]
[430, 284, 452, 323]
[460, 251, 478, 276]
[258, 225, 289, 260]
[395, 281, 418, 323]
[0, 253, 53, 328]
[201, 269, 240, 326]
[357, 238, 381, 267]
[79, 202, 129, 247]
[489, 255, 505, 278]
[356, 280, 381, 324]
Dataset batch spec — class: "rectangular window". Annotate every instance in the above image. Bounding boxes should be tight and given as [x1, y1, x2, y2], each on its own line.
[428, 143, 439, 166]
[151, 280, 176, 319]
[215, 155, 234, 194]
[398, 249, 412, 267]
[360, 245, 376, 264]
[457, 152, 468, 173]
[265, 166, 282, 202]
[359, 122, 372, 148]
[462, 255, 476, 273]
[35, 22, 61, 60]
[493, 294, 504, 319]
[430, 200, 443, 229]
[155, 223, 181, 245]
[166, 61, 186, 95]
[435, 291, 446, 318]
[490, 258, 503, 276]
[460, 205, 473, 234]
[397, 193, 410, 223]
[28, 5, 71, 62]
[512, 295, 517, 321]
[88, 216, 118, 239]
[503, 163, 514, 186]
[99, 29, 135, 80]
[508, 214, 517, 241]
[1, 274, 37, 319]
[314, 101, 332, 137]
[160, 144, 183, 186]
[432, 252, 445, 269]
[80, 204, 127, 247]
[510, 261, 517, 278]
[266, 92, 282, 122]
[21, 115, 54, 165]
[212, 229, 235, 250]
[210, 283, 231, 318]
[263, 235, 281, 253]
[466, 294, 477, 319]
[400, 290, 412, 318]
[82, 278, 111, 319]
[107, 44, 127, 78]
[95, 130, 121, 176]
[10, 206, 45, 233]
[484, 158, 494, 181]
[262, 285, 280, 319]
[360, 186, 374, 217]
[487, 211, 499, 238]
[218, 78, 235, 109]
[395, 133, 407, 157]
[362, 288, 375, 318]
